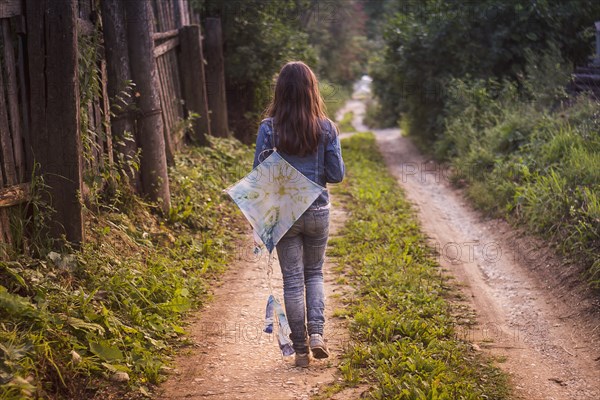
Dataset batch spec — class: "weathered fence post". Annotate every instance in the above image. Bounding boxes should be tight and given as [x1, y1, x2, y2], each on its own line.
[179, 25, 211, 145]
[26, 0, 84, 246]
[204, 17, 229, 137]
[101, 0, 141, 191]
[124, 0, 171, 214]
[594, 21, 600, 66]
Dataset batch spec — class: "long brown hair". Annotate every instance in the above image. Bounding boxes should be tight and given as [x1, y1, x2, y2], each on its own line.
[265, 61, 327, 156]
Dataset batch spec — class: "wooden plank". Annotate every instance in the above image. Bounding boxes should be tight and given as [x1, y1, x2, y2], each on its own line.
[16, 17, 29, 176]
[161, 0, 176, 31]
[100, 59, 114, 166]
[0, 0, 22, 18]
[178, 24, 210, 144]
[178, 0, 190, 26]
[158, 57, 173, 133]
[101, 0, 140, 190]
[154, 0, 165, 32]
[159, 55, 175, 145]
[0, 182, 30, 207]
[0, 40, 18, 186]
[165, 0, 175, 31]
[153, 37, 179, 58]
[159, 0, 168, 31]
[204, 18, 229, 137]
[124, 0, 171, 214]
[173, 0, 181, 27]
[1, 19, 24, 182]
[155, 58, 171, 138]
[168, 51, 184, 150]
[27, 0, 84, 245]
[0, 97, 11, 248]
[152, 29, 178, 41]
[157, 56, 175, 163]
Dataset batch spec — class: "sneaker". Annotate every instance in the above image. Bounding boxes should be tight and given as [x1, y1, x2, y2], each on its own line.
[309, 334, 330, 359]
[295, 352, 310, 368]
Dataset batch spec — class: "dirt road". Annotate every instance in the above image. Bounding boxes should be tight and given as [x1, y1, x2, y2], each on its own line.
[158, 204, 350, 399]
[338, 97, 600, 400]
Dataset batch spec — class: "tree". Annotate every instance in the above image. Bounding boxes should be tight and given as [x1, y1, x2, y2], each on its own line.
[373, 0, 600, 141]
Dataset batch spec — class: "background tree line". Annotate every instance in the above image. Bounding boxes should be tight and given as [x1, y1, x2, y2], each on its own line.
[369, 0, 600, 284]
[193, 0, 377, 142]
[370, 0, 600, 138]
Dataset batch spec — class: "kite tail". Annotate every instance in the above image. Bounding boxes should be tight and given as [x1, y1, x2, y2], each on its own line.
[263, 295, 275, 334]
[263, 294, 295, 356]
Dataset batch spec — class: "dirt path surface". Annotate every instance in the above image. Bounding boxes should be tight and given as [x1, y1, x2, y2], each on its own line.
[337, 96, 600, 400]
[159, 204, 350, 399]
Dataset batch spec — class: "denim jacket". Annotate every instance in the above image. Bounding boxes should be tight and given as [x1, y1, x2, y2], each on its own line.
[253, 117, 345, 209]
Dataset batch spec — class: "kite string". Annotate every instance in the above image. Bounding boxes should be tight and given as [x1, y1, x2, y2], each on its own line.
[266, 251, 274, 295]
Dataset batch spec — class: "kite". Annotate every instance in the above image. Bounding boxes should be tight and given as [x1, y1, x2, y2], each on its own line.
[224, 150, 325, 253]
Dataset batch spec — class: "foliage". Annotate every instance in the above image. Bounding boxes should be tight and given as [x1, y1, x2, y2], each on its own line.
[322, 133, 509, 399]
[371, 0, 600, 284]
[0, 138, 252, 399]
[320, 80, 352, 121]
[199, 0, 316, 142]
[303, 0, 370, 86]
[372, 0, 600, 138]
[337, 111, 356, 133]
[197, 0, 372, 142]
[439, 73, 600, 285]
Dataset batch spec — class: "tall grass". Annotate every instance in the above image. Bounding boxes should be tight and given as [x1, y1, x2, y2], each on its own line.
[438, 74, 600, 285]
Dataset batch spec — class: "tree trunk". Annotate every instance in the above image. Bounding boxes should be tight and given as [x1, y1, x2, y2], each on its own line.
[124, 0, 171, 214]
[179, 24, 211, 145]
[101, 0, 141, 191]
[27, 0, 84, 246]
[204, 17, 229, 137]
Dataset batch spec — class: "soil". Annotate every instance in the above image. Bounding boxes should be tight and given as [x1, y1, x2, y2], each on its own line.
[159, 92, 600, 400]
[158, 202, 355, 399]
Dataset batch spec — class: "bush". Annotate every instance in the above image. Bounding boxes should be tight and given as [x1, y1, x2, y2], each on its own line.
[440, 71, 600, 285]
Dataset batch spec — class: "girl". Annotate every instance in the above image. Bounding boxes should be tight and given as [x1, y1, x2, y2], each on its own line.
[253, 61, 345, 367]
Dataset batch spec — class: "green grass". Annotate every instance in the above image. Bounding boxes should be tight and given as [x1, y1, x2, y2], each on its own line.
[321, 133, 509, 399]
[0, 137, 252, 399]
[320, 80, 351, 120]
[337, 111, 356, 133]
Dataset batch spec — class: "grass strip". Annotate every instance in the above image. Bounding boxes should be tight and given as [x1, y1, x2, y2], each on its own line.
[337, 111, 357, 133]
[0, 137, 251, 399]
[323, 132, 509, 399]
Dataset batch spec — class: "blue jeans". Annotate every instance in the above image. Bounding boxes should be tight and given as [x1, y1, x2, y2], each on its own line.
[276, 208, 329, 354]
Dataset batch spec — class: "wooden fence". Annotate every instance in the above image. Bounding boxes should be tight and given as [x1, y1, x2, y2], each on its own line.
[0, 0, 229, 254]
[0, 0, 35, 252]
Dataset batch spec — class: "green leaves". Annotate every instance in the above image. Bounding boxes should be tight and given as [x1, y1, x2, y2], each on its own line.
[0, 286, 38, 319]
[373, 0, 600, 140]
[89, 341, 124, 362]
